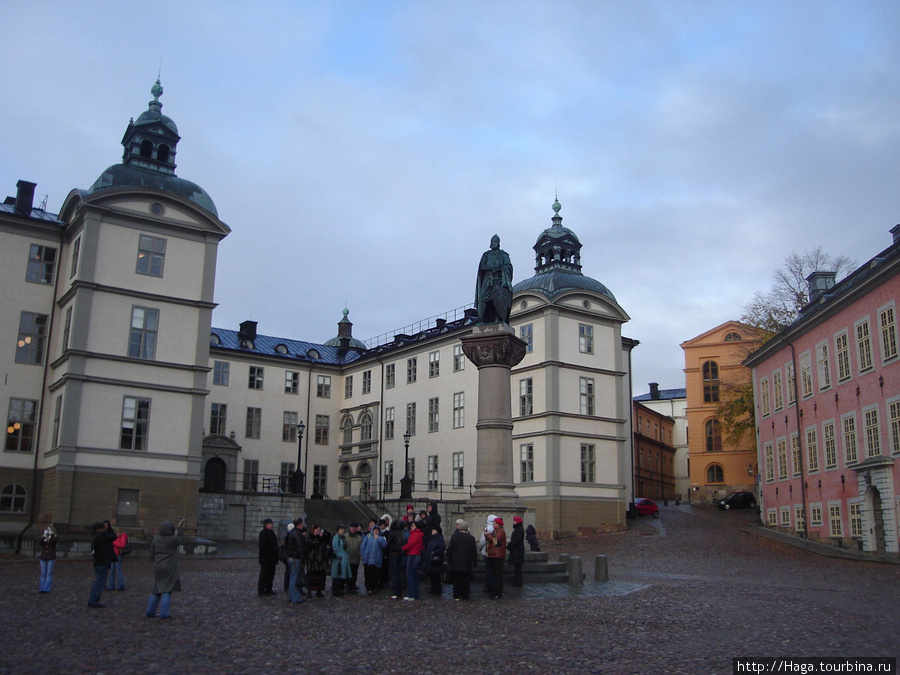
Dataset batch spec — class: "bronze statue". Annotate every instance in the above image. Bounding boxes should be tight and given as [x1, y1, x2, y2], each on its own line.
[475, 234, 513, 324]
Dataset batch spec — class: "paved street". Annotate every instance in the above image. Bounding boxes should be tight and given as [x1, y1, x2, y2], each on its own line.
[1, 505, 897, 674]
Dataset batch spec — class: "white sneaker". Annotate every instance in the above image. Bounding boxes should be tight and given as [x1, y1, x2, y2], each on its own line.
[390, 595, 399, 600]
[403, 596, 415, 601]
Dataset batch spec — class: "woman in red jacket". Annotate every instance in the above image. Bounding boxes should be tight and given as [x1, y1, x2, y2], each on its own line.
[400, 521, 424, 600]
[485, 517, 507, 599]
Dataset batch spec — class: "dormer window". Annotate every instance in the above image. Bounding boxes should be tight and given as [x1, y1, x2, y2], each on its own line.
[209, 333, 220, 345]
[275, 344, 288, 355]
[307, 349, 320, 360]
[240, 339, 254, 349]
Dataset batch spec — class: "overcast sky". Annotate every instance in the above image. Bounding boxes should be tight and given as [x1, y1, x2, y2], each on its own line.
[3, 2, 899, 393]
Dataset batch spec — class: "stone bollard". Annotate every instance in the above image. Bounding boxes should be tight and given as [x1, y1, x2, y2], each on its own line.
[567, 555, 583, 588]
[594, 554, 609, 582]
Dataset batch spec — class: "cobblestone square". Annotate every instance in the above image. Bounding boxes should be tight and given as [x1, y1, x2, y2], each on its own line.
[2, 505, 897, 674]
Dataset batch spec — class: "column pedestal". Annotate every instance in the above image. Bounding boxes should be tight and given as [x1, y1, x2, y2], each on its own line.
[461, 323, 528, 527]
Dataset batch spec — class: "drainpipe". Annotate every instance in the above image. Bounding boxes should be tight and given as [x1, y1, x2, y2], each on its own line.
[18, 192, 64, 552]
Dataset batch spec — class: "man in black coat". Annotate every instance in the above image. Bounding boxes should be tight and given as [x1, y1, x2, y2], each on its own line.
[88, 521, 117, 607]
[258, 518, 280, 596]
[445, 519, 478, 601]
[506, 516, 526, 587]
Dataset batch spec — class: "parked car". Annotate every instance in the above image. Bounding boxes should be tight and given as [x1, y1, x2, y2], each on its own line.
[634, 498, 659, 517]
[717, 491, 757, 510]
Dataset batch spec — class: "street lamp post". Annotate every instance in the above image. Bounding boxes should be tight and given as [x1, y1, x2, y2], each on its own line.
[291, 420, 306, 495]
[400, 429, 413, 499]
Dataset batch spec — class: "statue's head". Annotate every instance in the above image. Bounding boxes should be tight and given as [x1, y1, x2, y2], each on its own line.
[490, 234, 500, 250]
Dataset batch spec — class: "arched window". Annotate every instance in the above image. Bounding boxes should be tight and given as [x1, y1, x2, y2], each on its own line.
[0, 483, 26, 513]
[203, 457, 227, 492]
[157, 144, 171, 163]
[724, 331, 742, 342]
[705, 419, 722, 453]
[359, 412, 373, 442]
[702, 360, 719, 402]
[341, 416, 353, 445]
[707, 464, 724, 483]
[140, 139, 153, 158]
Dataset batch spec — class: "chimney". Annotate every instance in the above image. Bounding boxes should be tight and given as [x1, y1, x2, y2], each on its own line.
[15, 180, 36, 217]
[649, 382, 660, 400]
[435, 318, 447, 331]
[806, 271, 836, 304]
[238, 320, 258, 342]
[891, 224, 900, 245]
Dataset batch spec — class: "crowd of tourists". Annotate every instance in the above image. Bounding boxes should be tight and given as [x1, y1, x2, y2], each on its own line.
[260, 503, 540, 603]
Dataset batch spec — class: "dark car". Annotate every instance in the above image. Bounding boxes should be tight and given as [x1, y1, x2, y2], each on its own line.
[634, 498, 659, 517]
[717, 491, 757, 510]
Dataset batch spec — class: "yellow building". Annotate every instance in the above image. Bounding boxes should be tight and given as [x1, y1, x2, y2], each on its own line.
[682, 321, 760, 503]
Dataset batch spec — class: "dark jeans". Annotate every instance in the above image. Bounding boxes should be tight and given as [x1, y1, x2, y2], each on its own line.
[89, 564, 110, 606]
[489, 557, 504, 596]
[348, 563, 360, 591]
[389, 553, 403, 597]
[483, 555, 494, 592]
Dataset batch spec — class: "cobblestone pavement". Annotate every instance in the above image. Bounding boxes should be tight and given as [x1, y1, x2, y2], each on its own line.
[2, 504, 897, 674]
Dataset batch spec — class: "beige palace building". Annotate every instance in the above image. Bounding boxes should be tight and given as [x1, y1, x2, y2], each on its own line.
[1, 84, 635, 542]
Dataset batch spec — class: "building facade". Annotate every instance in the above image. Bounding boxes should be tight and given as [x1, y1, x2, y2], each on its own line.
[1, 82, 230, 536]
[745, 228, 900, 554]
[1, 85, 634, 542]
[632, 399, 677, 501]
[203, 199, 636, 539]
[634, 384, 688, 499]
[682, 321, 761, 504]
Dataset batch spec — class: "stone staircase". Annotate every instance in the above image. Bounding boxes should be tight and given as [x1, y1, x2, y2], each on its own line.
[471, 550, 569, 584]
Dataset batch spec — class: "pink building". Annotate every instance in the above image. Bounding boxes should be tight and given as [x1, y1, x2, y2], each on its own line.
[745, 226, 900, 554]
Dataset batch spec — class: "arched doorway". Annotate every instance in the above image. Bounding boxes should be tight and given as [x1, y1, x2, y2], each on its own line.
[866, 486, 886, 553]
[358, 462, 372, 499]
[340, 464, 353, 497]
[203, 457, 227, 492]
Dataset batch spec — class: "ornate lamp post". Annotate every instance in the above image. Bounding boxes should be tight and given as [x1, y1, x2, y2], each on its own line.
[400, 429, 413, 499]
[291, 420, 306, 495]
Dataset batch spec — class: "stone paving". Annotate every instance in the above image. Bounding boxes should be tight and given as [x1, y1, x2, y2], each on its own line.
[1, 504, 897, 674]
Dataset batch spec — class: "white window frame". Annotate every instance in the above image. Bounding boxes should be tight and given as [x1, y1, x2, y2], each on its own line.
[284, 370, 299, 395]
[429, 350, 440, 378]
[520, 443, 534, 483]
[579, 377, 595, 416]
[806, 427, 819, 473]
[816, 341, 831, 391]
[453, 345, 465, 372]
[856, 319, 873, 373]
[863, 406, 880, 459]
[835, 331, 851, 382]
[452, 392, 465, 429]
[773, 370, 783, 412]
[842, 413, 858, 464]
[879, 303, 898, 362]
[578, 324, 594, 354]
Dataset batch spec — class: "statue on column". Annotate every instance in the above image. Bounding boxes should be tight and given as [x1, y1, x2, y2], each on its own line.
[475, 234, 513, 325]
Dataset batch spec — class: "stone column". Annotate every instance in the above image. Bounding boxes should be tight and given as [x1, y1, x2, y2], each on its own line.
[461, 323, 527, 525]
